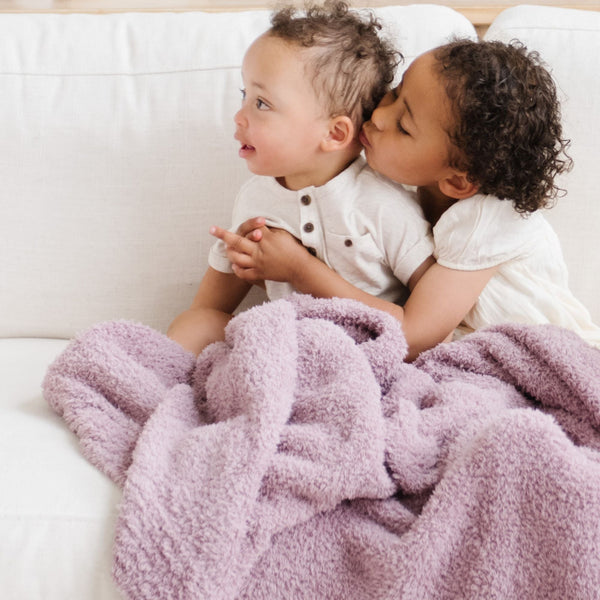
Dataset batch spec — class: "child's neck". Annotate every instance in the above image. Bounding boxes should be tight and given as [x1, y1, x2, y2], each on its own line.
[417, 185, 459, 227]
[277, 146, 361, 191]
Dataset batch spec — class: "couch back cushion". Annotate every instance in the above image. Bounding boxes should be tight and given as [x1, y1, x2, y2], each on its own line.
[0, 6, 476, 338]
[485, 5, 600, 324]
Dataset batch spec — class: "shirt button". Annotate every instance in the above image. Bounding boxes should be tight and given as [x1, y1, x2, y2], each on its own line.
[301, 195, 311, 206]
[344, 239, 353, 247]
[303, 222, 314, 233]
[307, 247, 317, 256]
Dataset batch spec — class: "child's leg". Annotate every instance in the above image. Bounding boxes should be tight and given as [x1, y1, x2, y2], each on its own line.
[167, 307, 233, 355]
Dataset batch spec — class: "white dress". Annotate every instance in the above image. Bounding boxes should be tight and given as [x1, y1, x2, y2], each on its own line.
[434, 194, 600, 347]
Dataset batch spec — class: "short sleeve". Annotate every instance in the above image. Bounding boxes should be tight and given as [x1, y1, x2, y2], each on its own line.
[433, 195, 537, 271]
[208, 238, 233, 273]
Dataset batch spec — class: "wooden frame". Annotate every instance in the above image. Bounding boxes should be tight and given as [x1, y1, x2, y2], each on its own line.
[0, 1, 598, 31]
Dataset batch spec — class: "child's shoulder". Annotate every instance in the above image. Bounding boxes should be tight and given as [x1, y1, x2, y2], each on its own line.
[437, 194, 545, 233]
[353, 157, 418, 204]
[434, 193, 552, 268]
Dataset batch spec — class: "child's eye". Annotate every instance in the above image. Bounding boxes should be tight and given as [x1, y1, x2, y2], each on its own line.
[396, 121, 409, 135]
[256, 98, 270, 110]
[240, 88, 246, 101]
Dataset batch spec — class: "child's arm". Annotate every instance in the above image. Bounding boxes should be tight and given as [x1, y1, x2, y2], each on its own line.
[210, 223, 496, 360]
[400, 261, 497, 359]
[167, 266, 251, 354]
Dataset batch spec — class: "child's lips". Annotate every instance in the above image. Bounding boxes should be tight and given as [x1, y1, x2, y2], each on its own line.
[239, 143, 256, 158]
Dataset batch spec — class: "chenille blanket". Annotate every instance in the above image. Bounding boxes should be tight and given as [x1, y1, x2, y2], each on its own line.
[43, 294, 600, 599]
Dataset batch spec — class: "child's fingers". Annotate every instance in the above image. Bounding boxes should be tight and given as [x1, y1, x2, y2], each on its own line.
[226, 250, 256, 269]
[236, 217, 266, 238]
[209, 225, 254, 254]
[231, 264, 261, 281]
[248, 228, 263, 242]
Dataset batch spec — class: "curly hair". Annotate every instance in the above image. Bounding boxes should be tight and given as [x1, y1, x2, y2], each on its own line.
[433, 39, 572, 213]
[269, 0, 401, 130]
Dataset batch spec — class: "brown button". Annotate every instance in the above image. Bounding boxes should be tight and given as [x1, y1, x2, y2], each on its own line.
[344, 239, 353, 247]
[303, 222, 314, 233]
[307, 247, 317, 256]
[301, 195, 311, 206]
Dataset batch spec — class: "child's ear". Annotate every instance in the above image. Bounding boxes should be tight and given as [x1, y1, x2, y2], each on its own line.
[438, 170, 479, 199]
[320, 115, 355, 152]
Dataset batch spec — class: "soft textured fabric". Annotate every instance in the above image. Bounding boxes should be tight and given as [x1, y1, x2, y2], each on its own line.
[434, 193, 600, 346]
[209, 156, 433, 303]
[44, 294, 600, 599]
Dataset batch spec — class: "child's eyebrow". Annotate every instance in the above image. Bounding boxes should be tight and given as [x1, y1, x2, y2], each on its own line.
[250, 80, 267, 91]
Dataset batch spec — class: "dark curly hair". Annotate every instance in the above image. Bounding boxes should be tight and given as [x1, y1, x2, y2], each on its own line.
[433, 39, 572, 213]
[269, 1, 401, 130]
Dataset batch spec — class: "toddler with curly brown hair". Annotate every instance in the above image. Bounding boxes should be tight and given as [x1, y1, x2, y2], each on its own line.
[216, 38, 600, 359]
[360, 38, 600, 354]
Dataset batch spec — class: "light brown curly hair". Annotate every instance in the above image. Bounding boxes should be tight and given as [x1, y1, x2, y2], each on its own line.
[269, 0, 401, 131]
[433, 39, 573, 213]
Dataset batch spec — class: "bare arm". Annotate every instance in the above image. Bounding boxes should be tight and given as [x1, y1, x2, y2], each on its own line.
[286, 256, 495, 361]
[401, 262, 497, 360]
[167, 266, 251, 354]
[188, 266, 252, 313]
[211, 223, 497, 360]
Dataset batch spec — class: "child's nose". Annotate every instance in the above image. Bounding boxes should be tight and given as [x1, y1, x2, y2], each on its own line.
[234, 107, 247, 127]
[370, 104, 387, 131]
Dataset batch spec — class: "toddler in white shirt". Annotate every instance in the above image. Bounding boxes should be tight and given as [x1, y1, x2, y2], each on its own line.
[168, 1, 433, 355]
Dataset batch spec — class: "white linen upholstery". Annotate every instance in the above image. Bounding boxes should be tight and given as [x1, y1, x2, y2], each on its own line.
[0, 338, 121, 599]
[0, 6, 479, 598]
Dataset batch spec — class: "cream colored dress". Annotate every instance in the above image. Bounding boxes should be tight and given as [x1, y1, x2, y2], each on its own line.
[434, 194, 600, 347]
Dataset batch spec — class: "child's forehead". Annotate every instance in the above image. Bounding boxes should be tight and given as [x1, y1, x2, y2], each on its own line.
[243, 33, 318, 85]
[402, 52, 456, 131]
[247, 32, 305, 58]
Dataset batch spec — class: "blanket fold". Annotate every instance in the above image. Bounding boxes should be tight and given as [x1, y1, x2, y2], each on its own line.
[43, 294, 600, 599]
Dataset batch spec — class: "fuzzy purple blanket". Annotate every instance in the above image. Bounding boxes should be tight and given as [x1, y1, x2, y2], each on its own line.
[43, 294, 600, 599]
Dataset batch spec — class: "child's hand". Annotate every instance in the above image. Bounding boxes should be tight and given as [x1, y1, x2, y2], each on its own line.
[209, 224, 306, 284]
[236, 216, 266, 242]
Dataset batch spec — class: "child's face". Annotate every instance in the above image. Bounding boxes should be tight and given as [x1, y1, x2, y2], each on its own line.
[234, 33, 331, 190]
[360, 51, 456, 188]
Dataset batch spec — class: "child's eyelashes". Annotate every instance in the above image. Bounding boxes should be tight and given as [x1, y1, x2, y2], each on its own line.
[239, 88, 270, 110]
[396, 121, 409, 135]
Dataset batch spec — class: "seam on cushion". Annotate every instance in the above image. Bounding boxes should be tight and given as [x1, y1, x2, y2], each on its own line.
[0, 513, 117, 522]
[0, 65, 240, 77]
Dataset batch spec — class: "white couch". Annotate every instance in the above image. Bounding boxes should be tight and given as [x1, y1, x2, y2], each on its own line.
[1, 4, 599, 598]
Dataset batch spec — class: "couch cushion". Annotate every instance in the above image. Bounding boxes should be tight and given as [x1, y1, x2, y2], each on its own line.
[0, 7, 476, 339]
[485, 5, 600, 323]
[0, 338, 121, 599]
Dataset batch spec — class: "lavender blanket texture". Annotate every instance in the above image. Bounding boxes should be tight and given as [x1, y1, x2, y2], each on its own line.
[43, 294, 600, 599]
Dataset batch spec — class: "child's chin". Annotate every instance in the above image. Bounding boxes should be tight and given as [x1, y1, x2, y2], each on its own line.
[246, 164, 273, 177]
